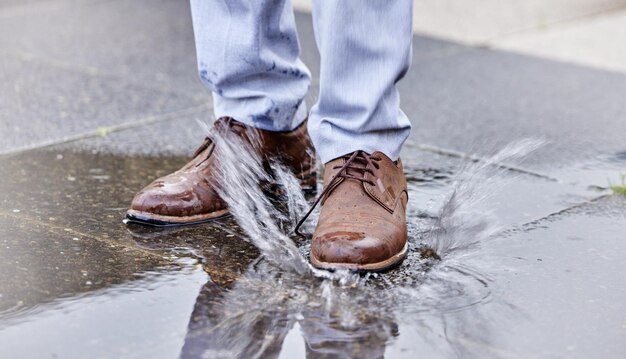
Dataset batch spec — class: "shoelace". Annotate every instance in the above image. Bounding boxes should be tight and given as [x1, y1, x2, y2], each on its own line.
[193, 117, 247, 167]
[295, 150, 384, 237]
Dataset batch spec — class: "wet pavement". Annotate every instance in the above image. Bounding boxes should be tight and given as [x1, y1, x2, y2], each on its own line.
[2, 1, 626, 358]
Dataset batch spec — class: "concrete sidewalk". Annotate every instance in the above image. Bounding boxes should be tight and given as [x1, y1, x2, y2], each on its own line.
[1, 1, 625, 358]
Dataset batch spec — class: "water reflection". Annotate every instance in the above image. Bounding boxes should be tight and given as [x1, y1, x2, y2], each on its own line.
[180, 266, 399, 359]
[126, 220, 500, 358]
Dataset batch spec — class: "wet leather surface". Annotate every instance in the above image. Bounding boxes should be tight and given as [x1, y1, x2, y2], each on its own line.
[129, 118, 316, 219]
[311, 152, 408, 266]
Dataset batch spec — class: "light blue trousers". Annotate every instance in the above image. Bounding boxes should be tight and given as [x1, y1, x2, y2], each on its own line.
[190, 0, 413, 164]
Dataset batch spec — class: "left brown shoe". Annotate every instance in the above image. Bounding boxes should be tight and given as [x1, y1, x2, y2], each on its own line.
[296, 150, 408, 271]
[126, 117, 316, 226]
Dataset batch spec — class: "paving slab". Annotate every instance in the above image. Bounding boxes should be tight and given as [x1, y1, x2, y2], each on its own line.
[481, 195, 626, 358]
[0, 52, 204, 154]
[0, 212, 170, 315]
[400, 46, 626, 177]
[0, 0, 210, 154]
[0, 266, 208, 359]
[380, 195, 626, 359]
[411, 0, 626, 44]
[495, 8, 626, 74]
[0, 0, 202, 98]
[1, 1, 626, 358]
[53, 83, 321, 157]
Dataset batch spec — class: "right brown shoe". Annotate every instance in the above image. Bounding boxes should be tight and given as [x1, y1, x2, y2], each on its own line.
[126, 117, 316, 226]
[296, 150, 408, 272]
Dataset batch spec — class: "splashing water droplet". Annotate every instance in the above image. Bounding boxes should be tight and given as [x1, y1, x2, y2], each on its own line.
[210, 128, 313, 275]
[426, 138, 545, 257]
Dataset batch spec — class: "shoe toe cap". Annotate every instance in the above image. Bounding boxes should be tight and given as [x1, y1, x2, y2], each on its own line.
[130, 176, 221, 216]
[311, 231, 398, 266]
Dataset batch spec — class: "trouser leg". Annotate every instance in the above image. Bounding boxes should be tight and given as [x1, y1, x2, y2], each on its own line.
[190, 0, 311, 131]
[308, 0, 413, 163]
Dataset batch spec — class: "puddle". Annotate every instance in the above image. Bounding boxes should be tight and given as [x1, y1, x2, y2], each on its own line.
[1, 137, 625, 358]
[0, 266, 208, 358]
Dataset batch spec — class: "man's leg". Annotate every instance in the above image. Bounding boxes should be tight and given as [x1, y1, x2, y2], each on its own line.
[190, 0, 311, 131]
[299, 0, 413, 271]
[126, 0, 316, 226]
[308, 0, 413, 163]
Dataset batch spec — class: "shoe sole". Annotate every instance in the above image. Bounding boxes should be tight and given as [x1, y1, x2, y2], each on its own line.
[125, 172, 317, 227]
[310, 242, 409, 273]
[125, 208, 230, 227]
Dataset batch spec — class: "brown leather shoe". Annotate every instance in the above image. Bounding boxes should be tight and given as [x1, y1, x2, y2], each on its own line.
[297, 150, 408, 271]
[126, 117, 316, 226]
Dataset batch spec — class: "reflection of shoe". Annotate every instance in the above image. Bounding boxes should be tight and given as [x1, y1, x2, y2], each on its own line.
[297, 151, 408, 271]
[126, 117, 316, 226]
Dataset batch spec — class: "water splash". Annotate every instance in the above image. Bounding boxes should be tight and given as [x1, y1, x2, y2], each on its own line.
[208, 122, 360, 281]
[426, 138, 545, 257]
[210, 127, 312, 275]
[271, 164, 308, 231]
[209, 114, 543, 276]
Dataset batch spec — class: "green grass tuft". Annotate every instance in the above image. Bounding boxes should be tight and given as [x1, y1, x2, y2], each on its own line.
[609, 173, 626, 196]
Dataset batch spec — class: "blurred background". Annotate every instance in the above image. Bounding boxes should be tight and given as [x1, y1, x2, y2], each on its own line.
[296, 0, 626, 71]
